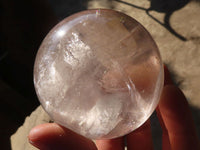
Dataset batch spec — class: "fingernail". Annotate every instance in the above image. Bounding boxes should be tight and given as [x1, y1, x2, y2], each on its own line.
[28, 134, 37, 146]
[28, 138, 48, 150]
[28, 127, 40, 141]
[28, 127, 48, 150]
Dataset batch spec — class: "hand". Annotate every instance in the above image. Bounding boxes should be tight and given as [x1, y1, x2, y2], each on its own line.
[28, 67, 200, 150]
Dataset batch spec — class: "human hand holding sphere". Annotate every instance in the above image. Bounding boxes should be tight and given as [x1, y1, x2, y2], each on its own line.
[29, 9, 200, 149]
[29, 66, 200, 150]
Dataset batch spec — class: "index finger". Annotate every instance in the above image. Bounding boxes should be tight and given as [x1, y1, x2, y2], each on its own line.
[158, 68, 200, 150]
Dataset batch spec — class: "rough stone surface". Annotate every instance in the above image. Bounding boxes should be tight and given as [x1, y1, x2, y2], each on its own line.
[10, 106, 50, 150]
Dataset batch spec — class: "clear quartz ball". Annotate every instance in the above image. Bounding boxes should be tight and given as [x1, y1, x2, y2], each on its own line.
[34, 9, 164, 139]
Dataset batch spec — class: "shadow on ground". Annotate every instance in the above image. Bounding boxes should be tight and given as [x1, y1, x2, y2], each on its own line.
[115, 0, 190, 41]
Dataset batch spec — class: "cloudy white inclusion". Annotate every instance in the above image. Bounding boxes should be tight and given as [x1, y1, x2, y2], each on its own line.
[64, 32, 91, 67]
[49, 62, 59, 84]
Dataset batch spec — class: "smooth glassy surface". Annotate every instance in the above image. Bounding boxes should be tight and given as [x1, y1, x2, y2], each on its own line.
[34, 9, 164, 139]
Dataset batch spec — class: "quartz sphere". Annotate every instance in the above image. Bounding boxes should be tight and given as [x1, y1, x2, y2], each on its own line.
[34, 9, 164, 139]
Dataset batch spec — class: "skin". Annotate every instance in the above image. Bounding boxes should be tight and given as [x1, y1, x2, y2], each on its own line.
[28, 66, 200, 150]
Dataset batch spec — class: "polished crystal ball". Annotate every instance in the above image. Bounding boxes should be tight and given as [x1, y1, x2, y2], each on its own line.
[34, 9, 164, 139]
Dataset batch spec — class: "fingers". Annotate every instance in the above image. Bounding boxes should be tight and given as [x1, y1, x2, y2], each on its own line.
[126, 119, 154, 150]
[158, 85, 200, 150]
[163, 65, 173, 86]
[155, 65, 173, 150]
[95, 137, 124, 150]
[96, 120, 154, 150]
[28, 123, 97, 150]
[156, 108, 171, 150]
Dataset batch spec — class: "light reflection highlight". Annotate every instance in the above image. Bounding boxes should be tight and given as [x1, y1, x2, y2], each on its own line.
[57, 29, 66, 37]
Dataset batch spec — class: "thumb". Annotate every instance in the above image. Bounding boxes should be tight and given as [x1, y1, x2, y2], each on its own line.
[28, 123, 97, 150]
